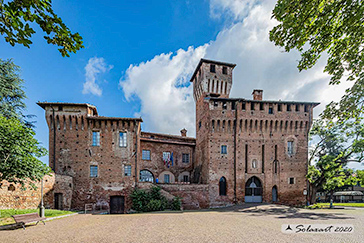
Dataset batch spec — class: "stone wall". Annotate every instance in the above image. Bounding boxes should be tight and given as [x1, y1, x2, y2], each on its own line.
[0, 173, 73, 210]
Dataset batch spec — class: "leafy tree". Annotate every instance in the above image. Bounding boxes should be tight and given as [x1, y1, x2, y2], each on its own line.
[357, 170, 364, 186]
[270, 0, 364, 122]
[307, 120, 363, 204]
[0, 116, 50, 189]
[0, 0, 83, 57]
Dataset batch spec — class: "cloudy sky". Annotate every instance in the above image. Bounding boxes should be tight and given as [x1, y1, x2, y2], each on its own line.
[0, 0, 359, 168]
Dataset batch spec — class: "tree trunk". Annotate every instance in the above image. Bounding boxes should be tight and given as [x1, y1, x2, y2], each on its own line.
[329, 190, 334, 208]
[310, 185, 317, 205]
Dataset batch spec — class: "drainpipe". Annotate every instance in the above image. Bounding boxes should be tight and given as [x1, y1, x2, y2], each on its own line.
[50, 106, 56, 172]
[134, 121, 139, 188]
[306, 105, 313, 205]
[233, 101, 238, 203]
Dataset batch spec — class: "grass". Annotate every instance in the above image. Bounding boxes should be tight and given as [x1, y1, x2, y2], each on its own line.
[0, 209, 75, 226]
[316, 203, 364, 208]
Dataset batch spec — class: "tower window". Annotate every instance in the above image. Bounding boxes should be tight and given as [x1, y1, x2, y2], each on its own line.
[287, 141, 294, 155]
[90, 165, 98, 178]
[210, 64, 216, 73]
[278, 104, 282, 112]
[221, 145, 227, 154]
[119, 132, 127, 147]
[251, 102, 255, 111]
[222, 66, 227, 74]
[260, 103, 264, 110]
[124, 165, 131, 176]
[92, 131, 100, 146]
[214, 101, 218, 107]
[222, 102, 227, 110]
[242, 102, 246, 110]
[304, 105, 309, 112]
[296, 104, 300, 111]
[231, 102, 236, 110]
[289, 178, 295, 184]
[287, 104, 291, 111]
[269, 107, 273, 114]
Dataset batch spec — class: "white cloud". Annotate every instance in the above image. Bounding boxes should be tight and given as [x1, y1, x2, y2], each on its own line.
[82, 57, 113, 96]
[120, 0, 349, 136]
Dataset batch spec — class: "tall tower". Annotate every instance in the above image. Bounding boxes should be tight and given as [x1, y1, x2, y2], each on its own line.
[190, 59, 236, 184]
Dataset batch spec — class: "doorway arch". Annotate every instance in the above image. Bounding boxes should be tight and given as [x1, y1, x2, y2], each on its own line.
[245, 176, 262, 203]
[219, 177, 227, 196]
[272, 185, 278, 202]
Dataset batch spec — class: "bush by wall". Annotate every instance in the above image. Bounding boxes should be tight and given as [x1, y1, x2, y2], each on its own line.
[130, 186, 181, 212]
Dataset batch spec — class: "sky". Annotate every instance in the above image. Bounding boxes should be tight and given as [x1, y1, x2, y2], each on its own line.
[1, 0, 362, 169]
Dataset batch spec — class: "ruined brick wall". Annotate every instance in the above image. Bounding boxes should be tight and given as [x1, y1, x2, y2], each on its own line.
[139, 132, 195, 183]
[159, 184, 210, 209]
[0, 173, 72, 210]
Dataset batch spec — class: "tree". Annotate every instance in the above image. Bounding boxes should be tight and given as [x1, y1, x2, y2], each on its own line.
[357, 170, 364, 186]
[0, 116, 50, 189]
[0, 0, 83, 57]
[307, 119, 363, 204]
[270, 0, 364, 122]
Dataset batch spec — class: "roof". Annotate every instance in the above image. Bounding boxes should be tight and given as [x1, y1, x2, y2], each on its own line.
[37, 102, 96, 109]
[333, 191, 364, 196]
[141, 131, 195, 140]
[88, 116, 143, 122]
[206, 97, 320, 107]
[190, 58, 236, 82]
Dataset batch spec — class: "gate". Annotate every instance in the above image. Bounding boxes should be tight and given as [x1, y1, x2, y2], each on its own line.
[110, 196, 125, 214]
[245, 177, 262, 203]
[272, 186, 278, 202]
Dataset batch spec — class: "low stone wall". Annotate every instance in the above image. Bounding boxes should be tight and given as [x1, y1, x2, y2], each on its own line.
[159, 184, 209, 210]
[0, 173, 73, 210]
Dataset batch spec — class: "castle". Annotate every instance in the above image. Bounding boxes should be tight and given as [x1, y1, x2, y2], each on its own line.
[37, 59, 319, 212]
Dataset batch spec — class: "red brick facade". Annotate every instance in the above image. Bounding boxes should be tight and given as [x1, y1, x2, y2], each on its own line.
[35, 58, 318, 211]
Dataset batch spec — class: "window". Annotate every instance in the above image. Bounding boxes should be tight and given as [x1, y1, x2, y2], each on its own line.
[252, 159, 257, 169]
[287, 104, 291, 111]
[251, 102, 255, 111]
[142, 150, 151, 160]
[119, 132, 127, 147]
[269, 105, 273, 114]
[222, 102, 227, 110]
[210, 64, 216, 73]
[231, 102, 236, 110]
[164, 174, 170, 184]
[304, 105, 309, 112]
[242, 102, 246, 110]
[278, 104, 282, 112]
[289, 178, 295, 184]
[92, 131, 100, 146]
[221, 145, 227, 154]
[222, 66, 227, 74]
[287, 141, 294, 155]
[183, 175, 189, 182]
[260, 103, 264, 111]
[90, 165, 98, 178]
[199, 121, 202, 129]
[214, 101, 218, 107]
[295, 104, 300, 112]
[58, 106, 63, 111]
[182, 153, 190, 163]
[124, 165, 131, 176]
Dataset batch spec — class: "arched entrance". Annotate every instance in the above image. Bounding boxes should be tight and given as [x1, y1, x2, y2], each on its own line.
[139, 170, 154, 183]
[245, 176, 262, 203]
[219, 177, 227, 196]
[272, 185, 278, 202]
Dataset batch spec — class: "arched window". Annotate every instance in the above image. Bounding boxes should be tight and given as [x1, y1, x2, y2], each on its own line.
[252, 159, 257, 169]
[139, 170, 154, 183]
[219, 177, 227, 196]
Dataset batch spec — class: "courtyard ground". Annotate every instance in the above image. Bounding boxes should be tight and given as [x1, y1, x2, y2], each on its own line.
[0, 204, 363, 243]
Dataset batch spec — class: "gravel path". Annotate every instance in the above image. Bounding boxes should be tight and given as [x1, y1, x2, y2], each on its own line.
[1, 204, 363, 243]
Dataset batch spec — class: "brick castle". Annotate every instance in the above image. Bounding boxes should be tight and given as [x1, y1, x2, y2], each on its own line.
[27, 59, 318, 212]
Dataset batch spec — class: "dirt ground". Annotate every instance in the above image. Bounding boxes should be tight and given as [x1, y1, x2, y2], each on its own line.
[1, 204, 363, 243]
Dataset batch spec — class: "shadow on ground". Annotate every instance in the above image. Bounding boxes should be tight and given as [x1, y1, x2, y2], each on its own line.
[208, 203, 355, 220]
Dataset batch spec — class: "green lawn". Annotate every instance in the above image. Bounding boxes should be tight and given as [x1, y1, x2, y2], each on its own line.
[316, 203, 364, 208]
[0, 209, 75, 226]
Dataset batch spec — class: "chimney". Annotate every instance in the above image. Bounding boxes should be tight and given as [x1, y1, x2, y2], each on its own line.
[252, 89, 263, 101]
[180, 128, 187, 137]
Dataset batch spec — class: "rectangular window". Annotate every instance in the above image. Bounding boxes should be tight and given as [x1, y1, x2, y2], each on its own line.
[92, 131, 100, 146]
[268, 107, 273, 114]
[210, 64, 216, 73]
[183, 175, 189, 182]
[214, 101, 218, 107]
[222, 66, 227, 74]
[295, 104, 300, 112]
[289, 177, 295, 184]
[119, 132, 127, 147]
[182, 153, 190, 163]
[231, 102, 236, 110]
[304, 105, 309, 112]
[142, 150, 151, 160]
[242, 102, 246, 110]
[222, 102, 227, 110]
[164, 174, 170, 184]
[278, 104, 282, 112]
[287, 141, 294, 155]
[287, 104, 291, 111]
[251, 102, 255, 111]
[124, 165, 131, 176]
[221, 145, 227, 154]
[260, 103, 264, 111]
[90, 165, 98, 178]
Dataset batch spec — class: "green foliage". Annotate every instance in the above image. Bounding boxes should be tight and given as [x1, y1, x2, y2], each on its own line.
[0, 116, 50, 189]
[130, 186, 181, 212]
[357, 170, 364, 186]
[0, 0, 83, 57]
[270, 0, 364, 122]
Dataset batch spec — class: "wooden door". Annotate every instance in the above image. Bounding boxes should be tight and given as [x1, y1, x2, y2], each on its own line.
[110, 196, 125, 214]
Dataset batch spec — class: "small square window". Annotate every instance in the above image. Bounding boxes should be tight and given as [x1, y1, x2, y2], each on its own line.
[90, 165, 98, 178]
[92, 131, 100, 146]
[142, 150, 151, 160]
[182, 153, 190, 163]
[210, 64, 216, 73]
[124, 165, 131, 176]
[221, 145, 227, 154]
[289, 177, 295, 184]
[119, 132, 127, 147]
[222, 66, 227, 74]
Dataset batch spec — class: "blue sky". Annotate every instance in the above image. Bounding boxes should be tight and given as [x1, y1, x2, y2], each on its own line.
[0, 0, 362, 169]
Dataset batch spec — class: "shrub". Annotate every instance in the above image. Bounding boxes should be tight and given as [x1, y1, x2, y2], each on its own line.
[170, 197, 182, 211]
